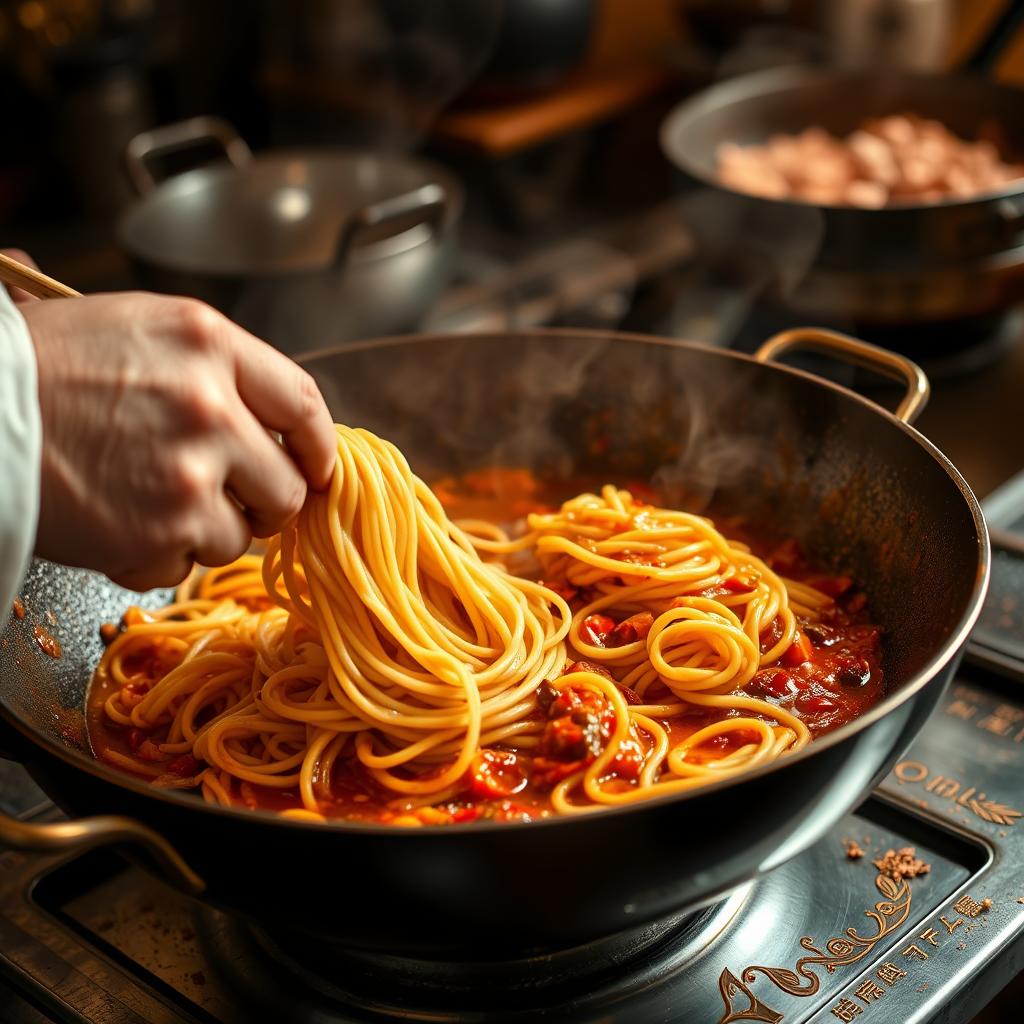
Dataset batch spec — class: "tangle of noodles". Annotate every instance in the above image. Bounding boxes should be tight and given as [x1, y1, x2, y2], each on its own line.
[91, 426, 881, 824]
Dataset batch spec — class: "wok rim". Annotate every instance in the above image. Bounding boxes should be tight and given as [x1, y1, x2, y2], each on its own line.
[3, 327, 990, 837]
[659, 64, 1024, 213]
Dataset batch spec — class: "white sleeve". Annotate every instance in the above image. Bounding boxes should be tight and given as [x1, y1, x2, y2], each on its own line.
[0, 289, 41, 616]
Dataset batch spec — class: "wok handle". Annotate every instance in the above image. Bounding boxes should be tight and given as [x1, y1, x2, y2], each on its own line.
[0, 810, 205, 895]
[753, 327, 930, 425]
[333, 183, 447, 269]
[125, 116, 252, 195]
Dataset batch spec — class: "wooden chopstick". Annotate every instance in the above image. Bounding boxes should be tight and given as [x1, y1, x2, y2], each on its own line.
[0, 253, 80, 300]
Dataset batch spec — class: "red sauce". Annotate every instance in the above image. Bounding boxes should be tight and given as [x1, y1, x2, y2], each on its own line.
[33, 624, 61, 658]
[87, 469, 885, 825]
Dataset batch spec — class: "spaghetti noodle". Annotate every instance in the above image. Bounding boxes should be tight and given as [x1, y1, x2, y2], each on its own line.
[89, 427, 883, 825]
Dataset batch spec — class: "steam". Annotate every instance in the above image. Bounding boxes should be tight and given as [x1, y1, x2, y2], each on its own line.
[280, 3, 812, 509]
[714, 24, 822, 80]
[263, 0, 503, 149]
[309, 332, 794, 521]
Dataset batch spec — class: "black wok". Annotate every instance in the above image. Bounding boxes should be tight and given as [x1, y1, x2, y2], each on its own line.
[0, 328, 988, 959]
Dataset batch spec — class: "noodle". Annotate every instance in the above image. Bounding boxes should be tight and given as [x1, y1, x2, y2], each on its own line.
[92, 426, 861, 824]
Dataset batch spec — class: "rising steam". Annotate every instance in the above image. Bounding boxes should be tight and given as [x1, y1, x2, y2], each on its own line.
[263, 0, 504, 149]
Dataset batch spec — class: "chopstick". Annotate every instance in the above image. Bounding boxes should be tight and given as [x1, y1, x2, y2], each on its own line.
[0, 253, 80, 300]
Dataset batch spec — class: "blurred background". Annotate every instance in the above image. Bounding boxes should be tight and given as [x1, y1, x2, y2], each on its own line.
[2, 1, 1020, 305]
[4, 0, 1023, 493]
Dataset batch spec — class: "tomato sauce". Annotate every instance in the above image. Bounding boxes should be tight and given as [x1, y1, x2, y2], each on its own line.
[87, 468, 885, 825]
[33, 624, 62, 658]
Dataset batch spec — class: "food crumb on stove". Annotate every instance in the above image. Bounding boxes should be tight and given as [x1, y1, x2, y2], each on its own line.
[844, 839, 865, 859]
[916, 799, 928, 809]
[958, 942, 967, 950]
[916, 983, 929, 993]
[12, 598, 25, 619]
[982, 898, 993, 911]
[873, 846, 931, 880]
[1000, 830, 1008, 838]
[190, 971, 206, 986]
[100, 622, 120, 645]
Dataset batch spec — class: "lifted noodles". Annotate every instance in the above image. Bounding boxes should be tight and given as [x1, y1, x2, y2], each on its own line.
[93, 425, 877, 824]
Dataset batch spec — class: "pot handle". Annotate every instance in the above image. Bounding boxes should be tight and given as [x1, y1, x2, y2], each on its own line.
[125, 116, 252, 195]
[753, 327, 930, 425]
[0, 808, 205, 894]
[334, 183, 447, 269]
[0, 715, 204, 894]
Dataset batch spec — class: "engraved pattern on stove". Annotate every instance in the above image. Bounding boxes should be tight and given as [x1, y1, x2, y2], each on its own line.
[717, 874, 912, 1023]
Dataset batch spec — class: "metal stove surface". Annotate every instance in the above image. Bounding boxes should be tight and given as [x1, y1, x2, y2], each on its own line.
[2, 502, 1024, 1022]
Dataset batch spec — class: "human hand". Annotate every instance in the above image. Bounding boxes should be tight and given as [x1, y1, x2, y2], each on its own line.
[20, 291, 336, 590]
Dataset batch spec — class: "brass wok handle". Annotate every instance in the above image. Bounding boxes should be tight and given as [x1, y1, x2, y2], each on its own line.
[0, 810, 205, 895]
[125, 115, 252, 195]
[753, 327, 930, 425]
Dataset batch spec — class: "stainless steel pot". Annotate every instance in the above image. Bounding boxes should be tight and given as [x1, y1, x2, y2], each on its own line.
[658, 6, 1024, 352]
[118, 117, 463, 353]
[659, 67, 1024, 335]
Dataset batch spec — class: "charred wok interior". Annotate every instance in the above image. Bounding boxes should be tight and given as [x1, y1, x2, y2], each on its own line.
[0, 330, 986, 957]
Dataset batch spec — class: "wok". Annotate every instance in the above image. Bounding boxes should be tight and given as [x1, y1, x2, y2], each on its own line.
[0, 328, 988, 959]
[659, 5, 1024, 342]
[118, 117, 463, 355]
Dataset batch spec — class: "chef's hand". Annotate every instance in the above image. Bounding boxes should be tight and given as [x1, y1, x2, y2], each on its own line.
[18, 288, 336, 591]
